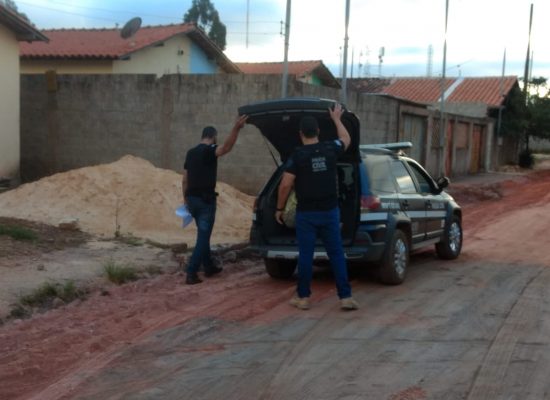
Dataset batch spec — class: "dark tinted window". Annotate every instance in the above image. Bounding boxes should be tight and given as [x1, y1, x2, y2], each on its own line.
[391, 161, 417, 193]
[407, 161, 432, 193]
[363, 154, 396, 194]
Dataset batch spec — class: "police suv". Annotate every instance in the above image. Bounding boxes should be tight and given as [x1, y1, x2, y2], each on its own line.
[240, 97, 462, 285]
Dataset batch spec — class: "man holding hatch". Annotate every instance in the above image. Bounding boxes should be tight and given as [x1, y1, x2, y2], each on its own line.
[182, 115, 248, 285]
[275, 104, 359, 310]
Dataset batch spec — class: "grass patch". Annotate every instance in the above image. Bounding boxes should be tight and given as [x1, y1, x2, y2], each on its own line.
[0, 224, 38, 241]
[19, 280, 85, 308]
[144, 239, 172, 249]
[8, 280, 88, 320]
[115, 234, 144, 246]
[9, 304, 31, 319]
[103, 261, 138, 285]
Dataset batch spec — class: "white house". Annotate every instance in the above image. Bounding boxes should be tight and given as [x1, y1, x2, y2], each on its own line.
[0, 3, 47, 187]
[19, 23, 240, 76]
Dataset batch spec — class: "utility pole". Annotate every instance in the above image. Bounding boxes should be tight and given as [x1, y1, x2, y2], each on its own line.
[497, 48, 506, 137]
[439, 0, 449, 176]
[522, 3, 533, 150]
[281, 0, 291, 98]
[340, 0, 351, 104]
[246, 0, 250, 48]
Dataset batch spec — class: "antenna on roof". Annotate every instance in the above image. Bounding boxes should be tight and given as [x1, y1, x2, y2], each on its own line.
[120, 17, 142, 39]
[427, 44, 433, 77]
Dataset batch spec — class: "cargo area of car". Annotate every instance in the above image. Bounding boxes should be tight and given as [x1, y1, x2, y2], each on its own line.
[257, 163, 360, 246]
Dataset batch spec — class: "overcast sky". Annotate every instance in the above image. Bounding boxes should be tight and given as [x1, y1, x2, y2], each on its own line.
[14, 0, 550, 79]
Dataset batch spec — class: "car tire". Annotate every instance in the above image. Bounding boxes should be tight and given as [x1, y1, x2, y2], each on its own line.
[264, 258, 297, 279]
[436, 215, 462, 259]
[378, 229, 409, 285]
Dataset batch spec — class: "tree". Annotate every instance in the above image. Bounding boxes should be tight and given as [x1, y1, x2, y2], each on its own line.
[525, 77, 550, 145]
[6, 0, 18, 11]
[183, 0, 227, 50]
[5, 0, 30, 21]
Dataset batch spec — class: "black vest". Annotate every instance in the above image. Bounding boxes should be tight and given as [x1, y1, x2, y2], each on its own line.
[184, 144, 217, 199]
[286, 140, 344, 211]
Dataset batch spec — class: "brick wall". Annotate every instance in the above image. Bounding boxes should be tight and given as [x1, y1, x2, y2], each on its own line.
[20, 74, 403, 194]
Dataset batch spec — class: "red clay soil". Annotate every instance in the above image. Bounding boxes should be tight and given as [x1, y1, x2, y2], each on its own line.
[2, 169, 550, 400]
[457, 168, 550, 265]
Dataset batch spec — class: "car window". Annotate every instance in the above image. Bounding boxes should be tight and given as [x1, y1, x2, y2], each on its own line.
[407, 162, 432, 193]
[363, 155, 396, 194]
[391, 160, 417, 194]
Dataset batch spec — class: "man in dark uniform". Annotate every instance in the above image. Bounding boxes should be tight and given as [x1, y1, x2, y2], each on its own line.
[275, 104, 358, 310]
[182, 115, 248, 285]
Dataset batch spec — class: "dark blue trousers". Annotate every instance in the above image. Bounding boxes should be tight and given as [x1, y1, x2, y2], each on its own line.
[295, 207, 352, 299]
[186, 196, 216, 275]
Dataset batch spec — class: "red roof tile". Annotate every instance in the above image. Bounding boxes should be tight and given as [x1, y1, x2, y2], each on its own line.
[346, 78, 392, 93]
[235, 60, 340, 88]
[19, 23, 240, 73]
[447, 77, 517, 107]
[383, 77, 456, 103]
[20, 24, 195, 59]
[349, 76, 518, 108]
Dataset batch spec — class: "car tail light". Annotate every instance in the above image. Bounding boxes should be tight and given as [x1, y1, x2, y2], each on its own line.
[361, 194, 381, 211]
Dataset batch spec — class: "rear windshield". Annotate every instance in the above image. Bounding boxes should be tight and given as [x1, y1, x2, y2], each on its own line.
[363, 154, 397, 194]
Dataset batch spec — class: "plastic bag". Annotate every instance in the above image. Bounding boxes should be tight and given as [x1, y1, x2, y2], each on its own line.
[282, 190, 297, 228]
[175, 204, 193, 228]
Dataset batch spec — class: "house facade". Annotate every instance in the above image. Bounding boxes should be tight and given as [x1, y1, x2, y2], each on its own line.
[0, 3, 47, 186]
[20, 23, 240, 76]
[347, 76, 522, 175]
[236, 60, 340, 89]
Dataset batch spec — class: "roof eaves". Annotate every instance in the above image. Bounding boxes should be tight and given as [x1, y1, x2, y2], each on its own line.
[0, 4, 48, 42]
[187, 27, 240, 73]
[370, 92, 430, 108]
[312, 63, 340, 89]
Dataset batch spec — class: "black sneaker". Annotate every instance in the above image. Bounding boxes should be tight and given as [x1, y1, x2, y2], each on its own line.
[185, 274, 203, 285]
[204, 266, 223, 277]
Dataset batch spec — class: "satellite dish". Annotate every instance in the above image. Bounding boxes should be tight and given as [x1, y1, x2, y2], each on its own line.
[120, 17, 142, 39]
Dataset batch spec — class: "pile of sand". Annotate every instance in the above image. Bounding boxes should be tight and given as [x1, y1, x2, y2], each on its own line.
[0, 156, 255, 245]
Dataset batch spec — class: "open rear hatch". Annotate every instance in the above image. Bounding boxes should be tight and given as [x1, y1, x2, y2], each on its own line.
[239, 98, 361, 246]
[238, 97, 360, 163]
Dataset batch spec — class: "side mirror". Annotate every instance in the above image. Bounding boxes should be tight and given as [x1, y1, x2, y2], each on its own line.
[437, 176, 450, 190]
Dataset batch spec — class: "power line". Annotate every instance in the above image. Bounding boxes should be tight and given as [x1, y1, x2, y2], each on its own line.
[19, 1, 279, 36]
[20, 0, 178, 20]
[18, 1, 120, 23]
[19, 0, 280, 24]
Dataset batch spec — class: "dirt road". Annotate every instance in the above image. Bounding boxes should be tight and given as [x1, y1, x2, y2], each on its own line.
[2, 169, 550, 400]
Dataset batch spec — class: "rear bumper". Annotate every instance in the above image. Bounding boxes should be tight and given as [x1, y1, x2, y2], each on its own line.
[252, 244, 385, 263]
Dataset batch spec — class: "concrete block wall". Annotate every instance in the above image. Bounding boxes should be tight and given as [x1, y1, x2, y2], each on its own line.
[21, 74, 402, 194]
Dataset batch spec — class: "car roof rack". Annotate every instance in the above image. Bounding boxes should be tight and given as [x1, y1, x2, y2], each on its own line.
[359, 141, 413, 156]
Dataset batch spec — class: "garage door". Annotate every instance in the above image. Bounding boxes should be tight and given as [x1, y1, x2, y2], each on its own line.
[401, 114, 427, 163]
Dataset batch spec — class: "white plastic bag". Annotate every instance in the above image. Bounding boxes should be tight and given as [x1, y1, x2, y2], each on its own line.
[175, 204, 193, 228]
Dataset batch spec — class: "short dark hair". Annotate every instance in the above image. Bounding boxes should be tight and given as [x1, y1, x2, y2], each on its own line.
[201, 126, 217, 139]
[299, 116, 319, 138]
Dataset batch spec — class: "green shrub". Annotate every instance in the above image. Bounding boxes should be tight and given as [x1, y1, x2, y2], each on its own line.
[103, 261, 138, 285]
[18, 280, 85, 309]
[20, 282, 59, 307]
[9, 304, 31, 319]
[0, 224, 38, 241]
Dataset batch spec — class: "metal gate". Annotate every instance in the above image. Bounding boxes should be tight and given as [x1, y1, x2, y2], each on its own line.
[401, 114, 427, 163]
[470, 125, 483, 173]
